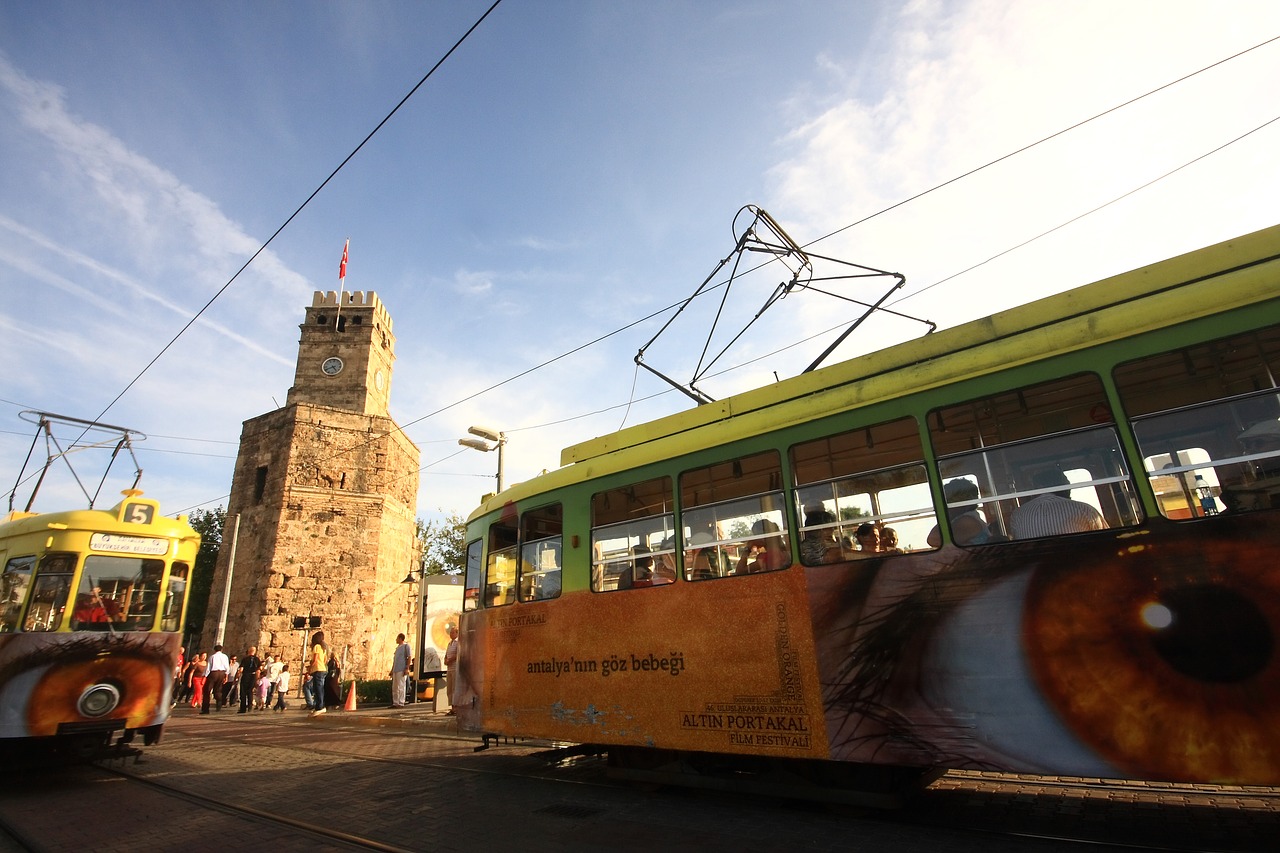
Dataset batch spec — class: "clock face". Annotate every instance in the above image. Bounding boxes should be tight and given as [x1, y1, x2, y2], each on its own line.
[375, 370, 385, 390]
[321, 356, 344, 376]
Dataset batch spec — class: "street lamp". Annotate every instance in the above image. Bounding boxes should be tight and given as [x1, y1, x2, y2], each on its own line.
[400, 563, 425, 705]
[458, 424, 506, 493]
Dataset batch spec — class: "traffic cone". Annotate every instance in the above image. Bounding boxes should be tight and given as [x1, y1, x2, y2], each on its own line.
[344, 681, 358, 711]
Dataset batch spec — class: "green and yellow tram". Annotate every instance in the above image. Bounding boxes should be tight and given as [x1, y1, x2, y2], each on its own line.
[456, 224, 1280, 802]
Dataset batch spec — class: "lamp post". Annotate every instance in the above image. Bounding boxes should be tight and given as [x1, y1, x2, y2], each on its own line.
[458, 424, 506, 493]
[400, 562, 425, 705]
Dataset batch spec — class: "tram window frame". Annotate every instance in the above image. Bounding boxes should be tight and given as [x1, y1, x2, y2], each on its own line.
[463, 538, 483, 612]
[928, 372, 1142, 543]
[590, 476, 676, 592]
[679, 451, 791, 580]
[1, 555, 35, 633]
[519, 503, 563, 602]
[483, 518, 519, 608]
[1114, 325, 1280, 518]
[160, 561, 189, 632]
[790, 416, 936, 560]
[23, 553, 76, 632]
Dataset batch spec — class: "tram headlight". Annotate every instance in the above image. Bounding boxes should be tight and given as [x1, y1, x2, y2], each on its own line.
[78, 682, 122, 718]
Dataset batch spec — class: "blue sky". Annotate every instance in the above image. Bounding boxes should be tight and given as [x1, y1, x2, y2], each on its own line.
[3, 0, 1280, 525]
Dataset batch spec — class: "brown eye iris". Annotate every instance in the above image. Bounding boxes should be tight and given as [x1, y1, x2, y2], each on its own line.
[1023, 536, 1280, 783]
[27, 655, 167, 736]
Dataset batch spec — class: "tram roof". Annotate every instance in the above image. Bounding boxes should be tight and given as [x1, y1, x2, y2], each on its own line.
[469, 223, 1280, 519]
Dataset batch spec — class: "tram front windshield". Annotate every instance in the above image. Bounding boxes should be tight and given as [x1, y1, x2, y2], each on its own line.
[72, 556, 164, 631]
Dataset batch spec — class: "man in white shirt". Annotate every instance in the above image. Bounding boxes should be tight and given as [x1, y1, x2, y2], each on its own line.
[202, 644, 231, 714]
[1010, 470, 1107, 539]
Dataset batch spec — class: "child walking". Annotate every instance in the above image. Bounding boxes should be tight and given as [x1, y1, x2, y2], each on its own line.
[273, 665, 291, 711]
[255, 670, 270, 710]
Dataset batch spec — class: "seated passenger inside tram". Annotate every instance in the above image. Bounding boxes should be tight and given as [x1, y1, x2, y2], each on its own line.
[72, 586, 120, 628]
[927, 478, 993, 547]
[651, 539, 678, 584]
[736, 519, 791, 574]
[799, 507, 846, 565]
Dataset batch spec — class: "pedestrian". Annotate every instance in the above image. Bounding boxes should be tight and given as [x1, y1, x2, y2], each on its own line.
[238, 645, 262, 714]
[189, 653, 207, 709]
[303, 669, 317, 710]
[324, 651, 343, 710]
[171, 646, 185, 708]
[179, 654, 199, 704]
[390, 633, 411, 708]
[308, 631, 329, 717]
[266, 655, 283, 707]
[273, 665, 291, 711]
[202, 644, 230, 714]
[255, 669, 270, 710]
[444, 626, 459, 715]
[224, 655, 240, 707]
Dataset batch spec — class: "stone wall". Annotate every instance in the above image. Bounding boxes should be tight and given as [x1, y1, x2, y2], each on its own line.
[201, 401, 420, 682]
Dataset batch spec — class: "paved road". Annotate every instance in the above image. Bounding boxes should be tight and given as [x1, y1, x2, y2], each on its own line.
[0, 703, 1274, 852]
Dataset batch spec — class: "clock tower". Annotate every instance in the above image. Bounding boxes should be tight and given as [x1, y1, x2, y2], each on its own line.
[203, 290, 420, 683]
[287, 291, 394, 416]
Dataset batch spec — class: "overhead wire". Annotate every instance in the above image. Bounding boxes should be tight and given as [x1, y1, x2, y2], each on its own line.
[77, 0, 505, 434]
[74, 29, 1280, 515]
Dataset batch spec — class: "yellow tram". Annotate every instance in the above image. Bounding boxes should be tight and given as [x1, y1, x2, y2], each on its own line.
[0, 491, 199, 757]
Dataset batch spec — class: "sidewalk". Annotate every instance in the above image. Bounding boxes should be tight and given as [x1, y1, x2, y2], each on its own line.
[171, 697, 463, 735]
[308, 699, 462, 734]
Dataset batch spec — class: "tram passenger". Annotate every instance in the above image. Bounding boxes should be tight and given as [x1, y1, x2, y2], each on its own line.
[927, 479, 992, 547]
[800, 507, 844, 565]
[854, 523, 881, 554]
[1009, 470, 1107, 538]
[684, 531, 718, 580]
[72, 586, 120, 627]
[880, 527, 902, 554]
[652, 539, 678, 584]
[630, 545, 654, 586]
[737, 519, 791, 573]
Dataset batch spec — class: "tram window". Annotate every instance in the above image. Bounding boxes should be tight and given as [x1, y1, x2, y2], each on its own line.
[1, 555, 35, 633]
[929, 373, 1141, 541]
[463, 539, 482, 612]
[23, 554, 75, 632]
[161, 562, 189, 632]
[1115, 325, 1280, 517]
[484, 519, 518, 607]
[74, 556, 164, 630]
[520, 504, 563, 602]
[591, 477, 675, 591]
[679, 451, 790, 580]
[791, 416, 936, 559]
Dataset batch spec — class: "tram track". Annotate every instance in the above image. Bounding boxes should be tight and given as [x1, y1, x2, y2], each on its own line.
[160, 717, 1275, 853]
[98, 766, 413, 853]
[3, 714, 1266, 853]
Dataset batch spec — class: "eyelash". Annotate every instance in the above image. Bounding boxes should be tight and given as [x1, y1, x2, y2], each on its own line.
[0, 633, 173, 685]
[824, 549, 1024, 767]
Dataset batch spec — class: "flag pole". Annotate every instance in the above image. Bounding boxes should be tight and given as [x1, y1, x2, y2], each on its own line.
[335, 238, 349, 330]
